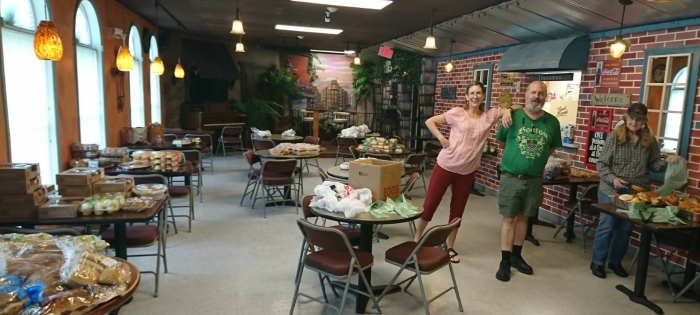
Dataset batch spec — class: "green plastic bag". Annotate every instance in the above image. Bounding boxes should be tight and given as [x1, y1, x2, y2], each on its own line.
[654, 157, 687, 197]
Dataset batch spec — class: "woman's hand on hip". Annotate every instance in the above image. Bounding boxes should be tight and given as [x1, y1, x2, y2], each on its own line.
[613, 177, 628, 189]
[439, 137, 450, 148]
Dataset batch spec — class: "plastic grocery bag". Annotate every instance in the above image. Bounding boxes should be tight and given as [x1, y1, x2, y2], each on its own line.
[544, 154, 572, 180]
[654, 157, 687, 197]
[250, 127, 271, 138]
[310, 181, 373, 217]
[281, 129, 296, 137]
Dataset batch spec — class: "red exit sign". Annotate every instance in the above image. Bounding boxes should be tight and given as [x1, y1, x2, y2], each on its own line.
[378, 46, 393, 59]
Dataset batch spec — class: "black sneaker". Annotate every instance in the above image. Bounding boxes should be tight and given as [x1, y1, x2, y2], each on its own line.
[510, 256, 533, 275]
[590, 263, 606, 279]
[496, 261, 511, 282]
[607, 263, 629, 278]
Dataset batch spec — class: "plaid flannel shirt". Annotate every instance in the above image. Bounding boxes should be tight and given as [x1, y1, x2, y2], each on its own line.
[596, 134, 667, 196]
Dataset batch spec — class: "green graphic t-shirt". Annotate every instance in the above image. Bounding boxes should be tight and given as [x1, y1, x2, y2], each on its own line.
[496, 109, 562, 177]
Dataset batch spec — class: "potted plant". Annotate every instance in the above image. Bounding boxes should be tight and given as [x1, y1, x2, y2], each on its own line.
[229, 98, 282, 131]
[263, 67, 303, 116]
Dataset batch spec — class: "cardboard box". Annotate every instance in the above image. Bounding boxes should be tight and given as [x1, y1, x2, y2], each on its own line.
[56, 167, 104, 186]
[38, 199, 80, 219]
[58, 185, 93, 198]
[0, 176, 42, 194]
[0, 163, 40, 181]
[43, 184, 56, 194]
[0, 186, 47, 207]
[349, 159, 403, 202]
[93, 176, 134, 194]
[0, 206, 38, 220]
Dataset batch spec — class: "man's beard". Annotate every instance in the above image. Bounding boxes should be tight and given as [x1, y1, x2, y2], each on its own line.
[526, 100, 543, 113]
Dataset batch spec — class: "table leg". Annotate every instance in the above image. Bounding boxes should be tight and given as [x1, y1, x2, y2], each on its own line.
[615, 227, 664, 314]
[663, 229, 700, 302]
[312, 111, 320, 138]
[564, 184, 579, 243]
[114, 223, 127, 259]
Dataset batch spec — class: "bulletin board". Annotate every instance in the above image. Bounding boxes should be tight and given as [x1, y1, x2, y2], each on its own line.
[584, 107, 614, 168]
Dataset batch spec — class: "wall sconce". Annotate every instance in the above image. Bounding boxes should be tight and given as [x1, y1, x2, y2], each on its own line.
[34, 5, 63, 61]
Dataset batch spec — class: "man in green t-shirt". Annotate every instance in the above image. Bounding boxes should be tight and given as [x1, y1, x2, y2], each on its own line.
[494, 81, 562, 282]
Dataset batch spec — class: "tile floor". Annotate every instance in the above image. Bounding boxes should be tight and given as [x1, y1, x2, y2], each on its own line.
[119, 156, 699, 315]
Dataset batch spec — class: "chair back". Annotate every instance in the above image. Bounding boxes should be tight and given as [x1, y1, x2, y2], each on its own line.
[222, 126, 243, 137]
[349, 146, 360, 159]
[391, 136, 403, 145]
[317, 167, 329, 182]
[337, 137, 357, 147]
[243, 150, 261, 166]
[261, 159, 297, 175]
[253, 138, 275, 150]
[128, 174, 169, 186]
[164, 134, 179, 142]
[401, 173, 420, 195]
[181, 149, 202, 166]
[297, 219, 351, 251]
[424, 141, 442, 156]
[404, 153, 426, 166]
[364, 153, 392, 161]
[301, 195, 316, 219]
[580, 185, 599, 202]
[417, 218, 461, 248]
[303, 136, 320, 145]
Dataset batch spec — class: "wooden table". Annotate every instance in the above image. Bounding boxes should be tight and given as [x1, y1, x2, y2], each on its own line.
[524, 176, 601, 246]
[86, 259, 140, 315]
[126, 142, 206, 151]
[327, 165, 349, 179]
[311, 205, 423, 314]
[0, 199, 166, 259]
[592, 203, 700, 314]
[305, 108, 327, 138]
[252, 134, 304, 143]
[106, 163, 194, 186]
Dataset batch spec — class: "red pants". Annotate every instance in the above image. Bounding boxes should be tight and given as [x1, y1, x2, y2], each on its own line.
[422, 163, 475, 225]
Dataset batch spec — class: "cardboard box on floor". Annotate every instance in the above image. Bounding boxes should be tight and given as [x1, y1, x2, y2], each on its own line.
[348, 159, 402, 202]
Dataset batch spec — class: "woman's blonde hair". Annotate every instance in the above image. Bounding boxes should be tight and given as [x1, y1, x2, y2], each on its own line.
[465, 82, 486, 112]
[614, 114, 655, 151]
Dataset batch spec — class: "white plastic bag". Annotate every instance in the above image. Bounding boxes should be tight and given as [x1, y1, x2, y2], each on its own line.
[281, 129, 296, 137]
[250, 127, 271, 138]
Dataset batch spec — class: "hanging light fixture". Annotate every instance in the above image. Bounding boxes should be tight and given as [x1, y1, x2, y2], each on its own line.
[610, 0, 633, 59]
[230, 0, 245, 35]
[354, 43, 362, 65]
[34, 5, 63, 61]
[235, 36, 245, 52]
[174, 58, 185, 78]
[444, 39, 455, 73]
[424, 9, 437, 50]
[116, 36, 134, 71]
[151, 3, 164, 75]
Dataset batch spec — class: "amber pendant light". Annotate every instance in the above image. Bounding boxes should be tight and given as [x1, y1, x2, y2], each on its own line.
[610, 0, 633, 59]
[151, 3, 164, 75]
[230, 1, 245, 35]
[444, 40, 455, 73]
[34, 5, 63, 61]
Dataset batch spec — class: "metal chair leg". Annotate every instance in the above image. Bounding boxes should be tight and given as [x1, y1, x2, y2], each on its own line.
[448, 262, 464, 312]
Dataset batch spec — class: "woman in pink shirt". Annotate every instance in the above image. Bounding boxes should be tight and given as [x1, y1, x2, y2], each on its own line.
[414, 82, 520, 263]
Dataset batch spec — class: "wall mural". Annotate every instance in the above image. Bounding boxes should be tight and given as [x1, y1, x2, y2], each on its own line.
[295, 54, 355, 111]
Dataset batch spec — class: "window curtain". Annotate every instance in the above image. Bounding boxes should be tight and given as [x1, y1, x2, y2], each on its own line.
[1, 28, 58, 184]
[150, 71, 161, 123]
[129, 61, 145, 127]
[76, 45, 105, 147]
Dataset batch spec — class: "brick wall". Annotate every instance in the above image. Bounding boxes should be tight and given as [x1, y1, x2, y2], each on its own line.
[434, 25, 700, 266]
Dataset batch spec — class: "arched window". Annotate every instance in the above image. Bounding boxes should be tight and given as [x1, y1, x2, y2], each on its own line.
[149, 36, 161, 123]
[662, 67, 687, 152]
[1, 0, 59, 184]
[75, 0, 105, 148]
[128, 25, 145, 127]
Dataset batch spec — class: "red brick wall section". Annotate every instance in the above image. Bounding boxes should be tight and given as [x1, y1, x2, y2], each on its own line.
[433, 25, 700, 267]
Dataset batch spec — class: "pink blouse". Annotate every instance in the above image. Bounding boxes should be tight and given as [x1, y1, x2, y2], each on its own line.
[436, 107, 500, 175]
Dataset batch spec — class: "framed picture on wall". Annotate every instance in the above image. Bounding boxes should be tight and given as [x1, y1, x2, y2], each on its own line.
[584, 107, 613, 168]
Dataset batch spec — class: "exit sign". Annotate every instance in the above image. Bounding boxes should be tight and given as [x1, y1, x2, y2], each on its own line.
[378, 46, 393, 59]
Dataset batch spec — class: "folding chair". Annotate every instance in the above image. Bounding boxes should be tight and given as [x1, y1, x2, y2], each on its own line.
[374, 218, 463, 315]
[252, 138, 275, 151]
[672, 251, 700, 303]
[241, 150, 262, 206]
[185, 133, 214, 175]
[628, 230, 693, 296]
[251, 159, 299, 218]
[217, 126, 244, 158]
[552, 185, 600, 251]
[335, 137, 357, 165]
[403, 153, 427, 193]
[291, 218, 381, 315]
[303, 136, 321, 172]
[180, 150, 204, 204]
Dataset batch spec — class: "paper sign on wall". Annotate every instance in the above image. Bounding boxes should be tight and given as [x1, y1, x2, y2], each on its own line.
[500, 73, 514, 87]
[590, 93, 631, 107]
[584, 107, 614, 168]
[600, 60, 622, 87]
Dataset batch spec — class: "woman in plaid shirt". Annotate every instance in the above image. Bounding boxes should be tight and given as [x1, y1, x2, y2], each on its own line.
[590, 103, 680, 279]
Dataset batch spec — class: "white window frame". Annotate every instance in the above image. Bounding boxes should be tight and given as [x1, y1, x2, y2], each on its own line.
[75, 0, 106, 148]
[128, 25, 145, 127]
[149, 36, 161, 124]
[0, 0, 59, 184]
[642, 53, 691, 155]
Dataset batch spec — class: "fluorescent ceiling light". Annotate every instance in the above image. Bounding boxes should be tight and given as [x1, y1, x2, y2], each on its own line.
[291, 0, 392, 10]
[276, 24, 343, 34]
[310, 49, 347, 54]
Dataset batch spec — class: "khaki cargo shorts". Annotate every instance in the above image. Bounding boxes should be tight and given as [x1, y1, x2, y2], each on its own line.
[497, 175, 544, 217]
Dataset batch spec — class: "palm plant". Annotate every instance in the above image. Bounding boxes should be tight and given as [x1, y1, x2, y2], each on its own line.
[351, 62, 375, 106]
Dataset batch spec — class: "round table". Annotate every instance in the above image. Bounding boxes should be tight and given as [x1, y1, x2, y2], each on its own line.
[253, 134, 304, 143]
[310, 204, 423, 313]
[327, 165, 349, 179]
